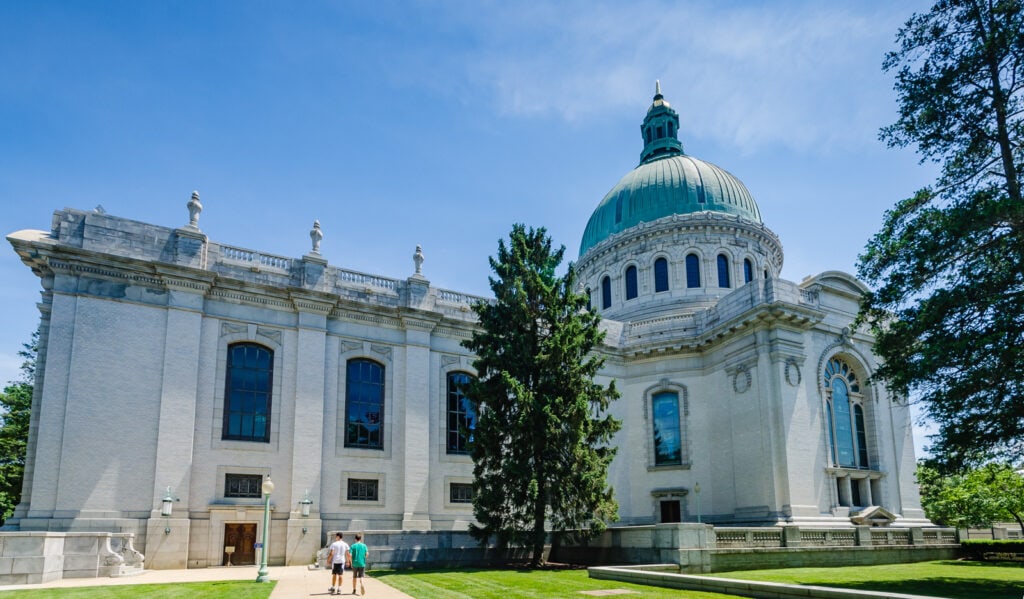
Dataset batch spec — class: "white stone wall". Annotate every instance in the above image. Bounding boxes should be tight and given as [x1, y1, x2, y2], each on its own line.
[5, 207, 928, 570]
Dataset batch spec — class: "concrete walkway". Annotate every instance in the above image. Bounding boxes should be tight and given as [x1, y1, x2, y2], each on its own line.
[0, 565, 416, 598]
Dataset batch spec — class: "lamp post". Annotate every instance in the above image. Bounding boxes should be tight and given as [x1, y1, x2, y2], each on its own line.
[694, 482, 701, 524]
[256, 477, 274, 583]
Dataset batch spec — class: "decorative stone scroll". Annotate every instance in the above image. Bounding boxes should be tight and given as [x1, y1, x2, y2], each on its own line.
[370, 344, 393, 361]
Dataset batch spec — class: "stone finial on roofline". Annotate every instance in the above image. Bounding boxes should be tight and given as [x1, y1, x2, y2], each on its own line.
[310, 220, 323, 254]
[186, 191, 203, 230]
[413, 245, 424, 275]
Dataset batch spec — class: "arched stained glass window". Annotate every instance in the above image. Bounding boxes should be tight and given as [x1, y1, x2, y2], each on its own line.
[652, 391, 682, 466]
[685, 254, 701, 288]
[717, 254, 731, 288]
[223, 343, 273, 442]
[446, 372, 476, 454]
[654, 257, 669, 292]
[625, 265, 638, 300]
[824, 357, 868, 469]
[743, 259, 753, 284]
[601, 276, 612, 309]
[345, 359, 384, 449]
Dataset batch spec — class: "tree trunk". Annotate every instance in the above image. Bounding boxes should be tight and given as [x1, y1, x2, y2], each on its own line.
[531, 480, 547, 567]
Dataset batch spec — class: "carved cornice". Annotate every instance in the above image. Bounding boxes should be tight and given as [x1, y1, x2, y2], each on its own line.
[289, 291, 336, 315]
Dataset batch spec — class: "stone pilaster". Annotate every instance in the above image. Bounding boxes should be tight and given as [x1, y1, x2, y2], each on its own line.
[398, 314, 439, 530]
[286, 292, 333, 564]
[145, 275, 209, 568]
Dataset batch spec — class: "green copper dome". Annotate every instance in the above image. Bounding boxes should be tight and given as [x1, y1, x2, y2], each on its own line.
[579, 83, 761, 256]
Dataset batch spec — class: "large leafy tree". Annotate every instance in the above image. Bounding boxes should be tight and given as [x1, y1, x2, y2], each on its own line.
[858, 0, 1024, 471]
[463, 224, 621, 567]
[917, 461, 1024, 532]
[0, 333, 37, 525]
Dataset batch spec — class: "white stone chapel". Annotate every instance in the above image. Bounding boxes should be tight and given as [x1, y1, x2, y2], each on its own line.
[4, 84, 928, 569]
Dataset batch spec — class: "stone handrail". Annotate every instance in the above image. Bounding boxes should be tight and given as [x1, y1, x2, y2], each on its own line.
[336, 268, 399, 291]
[437, 288, 490, 305]
[217, 244, 292, 270]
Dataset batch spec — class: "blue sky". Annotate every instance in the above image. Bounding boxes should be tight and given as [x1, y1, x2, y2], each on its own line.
[1, 1, 937, 449]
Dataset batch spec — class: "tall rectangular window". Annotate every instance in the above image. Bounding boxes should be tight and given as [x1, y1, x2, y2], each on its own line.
[447, 372, 476, 454]
[223, 343, 273, 442]
[652, 391, 682, 466]
[601, 276, 612, 309]
[225, 474, 263, 498]
[345, 359, 384, 449]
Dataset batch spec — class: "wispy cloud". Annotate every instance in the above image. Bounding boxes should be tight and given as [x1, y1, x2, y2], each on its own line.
[387, 1, 916, 154]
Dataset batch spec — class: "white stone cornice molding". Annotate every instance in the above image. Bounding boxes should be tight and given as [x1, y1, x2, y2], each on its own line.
[289, 291, 336, 315]
[400, 313, 441, 334]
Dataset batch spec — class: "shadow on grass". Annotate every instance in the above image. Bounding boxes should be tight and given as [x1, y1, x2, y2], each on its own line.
[815, 577, 1021, 599]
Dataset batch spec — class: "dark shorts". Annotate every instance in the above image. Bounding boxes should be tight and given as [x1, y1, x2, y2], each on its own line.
[331, 563, 345, 575]
[352, 567, 365, 578]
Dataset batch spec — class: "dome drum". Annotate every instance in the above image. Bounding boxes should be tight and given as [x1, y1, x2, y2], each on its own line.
[576, 211, 783, 321]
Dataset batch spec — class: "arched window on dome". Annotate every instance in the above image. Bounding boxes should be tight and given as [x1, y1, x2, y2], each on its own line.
[585, 288, 592, 311]
[601, 276, 612, 309]
[654, 257, 669, 293]
[625, 265, 638, 300]
[656, 125, 664, 139]
[645, 128, 652, 144]
[685, 254, 701, 288]
[824, 357, 869, 469]
[717, 254, 731, 288]
[743, 259, 753, 284]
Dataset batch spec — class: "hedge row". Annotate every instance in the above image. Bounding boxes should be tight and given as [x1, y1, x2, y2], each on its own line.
[961, 539, 1024, 562]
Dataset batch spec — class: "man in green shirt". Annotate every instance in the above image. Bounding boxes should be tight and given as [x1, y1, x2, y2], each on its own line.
[350, 532, 369, 595]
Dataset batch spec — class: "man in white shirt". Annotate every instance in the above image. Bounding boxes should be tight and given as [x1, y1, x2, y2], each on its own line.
[326, 532, 351, 595]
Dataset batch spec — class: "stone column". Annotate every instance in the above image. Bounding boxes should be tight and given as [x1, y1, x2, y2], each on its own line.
[145, 276, 210, 568]
[285, 291, 333, 565]
[859, 478, 872, 507]
[839, 476, 853, 508]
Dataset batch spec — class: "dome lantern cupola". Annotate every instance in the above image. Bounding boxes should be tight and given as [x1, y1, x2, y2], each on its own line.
[578, 83, 764, 257]
[640, 80, 683, 163]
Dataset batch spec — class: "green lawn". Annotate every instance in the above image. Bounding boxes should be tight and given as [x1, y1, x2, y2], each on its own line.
[713, 560, 1024, 599]
[0, 580, 276, 598]
[374, 567, 735, 598]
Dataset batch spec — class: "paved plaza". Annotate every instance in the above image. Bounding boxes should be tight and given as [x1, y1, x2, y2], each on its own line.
[0, 565, 415, 598]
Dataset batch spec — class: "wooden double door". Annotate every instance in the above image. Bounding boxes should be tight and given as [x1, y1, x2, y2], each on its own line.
[223, 523, 257, 566]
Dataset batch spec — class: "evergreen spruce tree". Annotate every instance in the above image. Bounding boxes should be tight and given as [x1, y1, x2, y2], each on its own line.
[858, 0, 1024, 470]
[0, 334, 36, 525]
[463, 224, 621, 567]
